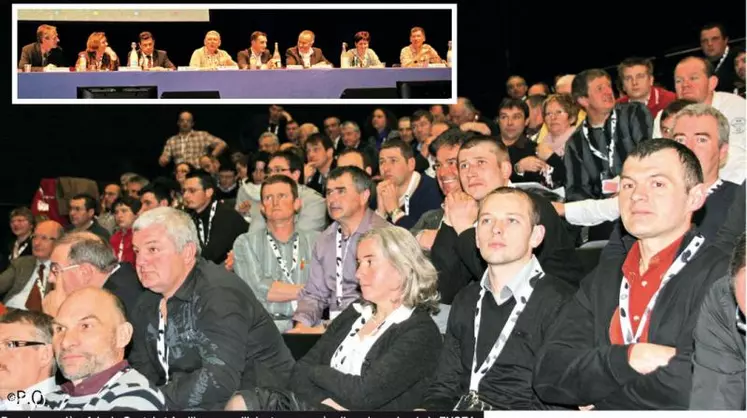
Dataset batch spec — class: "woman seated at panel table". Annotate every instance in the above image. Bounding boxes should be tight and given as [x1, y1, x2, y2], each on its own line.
[75, 32, 119, 71]
[343, 31, 383, 68]
[400, 26, 443, 67]
[225, 226, 443, 411]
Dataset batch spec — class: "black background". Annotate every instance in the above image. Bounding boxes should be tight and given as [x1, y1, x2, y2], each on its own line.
[4, 0, 746, 246]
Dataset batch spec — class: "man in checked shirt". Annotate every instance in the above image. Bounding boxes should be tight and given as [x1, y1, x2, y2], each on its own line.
[158, 111, 227, 169]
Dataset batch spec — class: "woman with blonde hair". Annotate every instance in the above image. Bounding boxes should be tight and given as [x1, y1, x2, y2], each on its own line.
[226, 225, 442, 411]
[76, 31, 119, 71]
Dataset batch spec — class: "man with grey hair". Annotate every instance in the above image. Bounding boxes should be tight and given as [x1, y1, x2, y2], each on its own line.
[690, 232, 746, 409]
[189, 30, 237, 68]
[129, 207, 294, 410]
[341, 120, 378, 175]
[43, 231, 144, 322]
[0, 309, 57, 411]
[258, 131, 280, 154]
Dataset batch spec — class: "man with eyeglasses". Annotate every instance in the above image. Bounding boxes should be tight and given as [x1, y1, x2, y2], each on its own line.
[182, 170, 247, 265]
[0, 221, 63, 312]
[18, 24, 65, 71]
[242, 150, 327, 234]
[0, 309, 57, 411]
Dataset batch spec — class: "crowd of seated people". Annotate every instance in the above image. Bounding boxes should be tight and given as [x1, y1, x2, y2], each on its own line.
[1, 22, 745, 412]
[18, 25, 451, 71]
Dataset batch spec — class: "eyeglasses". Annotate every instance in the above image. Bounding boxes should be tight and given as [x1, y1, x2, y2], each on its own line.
[266, 167, 291, 175]
[0, 340, 48, 352]
[49, 263, 80, 277]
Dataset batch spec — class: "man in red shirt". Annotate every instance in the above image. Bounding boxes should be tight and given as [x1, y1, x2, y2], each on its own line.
[617, 57, 676, 117]
[533, 139, 730, 409]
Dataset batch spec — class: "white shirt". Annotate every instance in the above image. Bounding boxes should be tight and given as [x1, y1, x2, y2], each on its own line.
[652, 91, 746, 184]
[565, 196, 620, 227]
[330, 304, 414, 376]
[0, 377, 57, 411]
[300, 49, 313, 67]
[5, 260, 50, 310]
[478, 255, 542, 306]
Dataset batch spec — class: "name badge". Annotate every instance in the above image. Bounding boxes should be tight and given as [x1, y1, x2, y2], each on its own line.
[37, 201, 50, 212]
[602, 178, 619, 195]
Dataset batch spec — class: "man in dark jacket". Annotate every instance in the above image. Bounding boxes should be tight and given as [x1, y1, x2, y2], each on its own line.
[285, 30, 329, 67]
[18, 24, 65, 70]
[129, 207, 295, 410]
[136, 31, 175, 70]
[533, 139, 729, 410]
[690, 232, 745, 410]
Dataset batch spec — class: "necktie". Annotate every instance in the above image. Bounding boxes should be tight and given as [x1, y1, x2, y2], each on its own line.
[147, 55, 153, 68]
[25, 264, 46, 312]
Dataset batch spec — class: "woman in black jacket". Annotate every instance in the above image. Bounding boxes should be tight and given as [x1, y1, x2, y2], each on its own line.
[227, 225, 443, 411]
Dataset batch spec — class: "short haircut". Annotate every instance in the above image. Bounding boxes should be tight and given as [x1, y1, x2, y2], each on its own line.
[674, 103, 731, 147]
[618, 57, 654, 78]
[326, 166, 374, 198]
[0, 309, 54, 344]
[498, 97, 530, 119]
[459, 136, 510, 164]
[429, 128, 474, 156]
[411, 109, 434, 124]
[251, 151, 272, 172]
[270, 149, 305, 183]
[139, 183, 173, 205]
[259, 131, 280, 145]
[354, 31, 370, 44]
[128, 175, 150, 187]
[305, 132, 334, 151]
[186, 169, 216, 192]
[506, 75, 527, 87]
[261, 174, 299, 200]
[661, 99, 697, 121]
[299, 30, 315, 40]
[71, 194, 97, 213]
[480, 187, 540, 226]
[10, 206, 35, 225]
[112, 196, 142, 215]
[626, 138, 704, 191]
[542, 93, 580, 125]
[529, 82, 550, 95]
[133, 207, 201, 257]
[677, 56, 715, 78]
[36, 24, 57, 43]
[572, 68, 611, 102]
[338, 148, 372, 169]
[729, 232, 745, 278]
[64, 234, 118, 273]
[701, 22, 728, 38]
[380, 138, 415, 160]
[251, 31, 267, 42]
[525, 94, 546, 109]
[410, 26, 425, 36]
[341, 121, 360, 133]
[138, 31, 153, 42]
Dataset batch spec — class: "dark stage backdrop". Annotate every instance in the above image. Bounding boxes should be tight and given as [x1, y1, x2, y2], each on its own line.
[16, 9, 453, 70]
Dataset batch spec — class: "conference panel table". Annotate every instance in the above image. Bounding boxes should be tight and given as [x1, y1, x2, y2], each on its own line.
[17, 67, 452, 99]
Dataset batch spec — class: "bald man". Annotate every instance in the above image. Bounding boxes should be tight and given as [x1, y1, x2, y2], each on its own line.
[0, 220, 63, 311]
[285, 30, 329, 67]
[42, 287, 165, 411]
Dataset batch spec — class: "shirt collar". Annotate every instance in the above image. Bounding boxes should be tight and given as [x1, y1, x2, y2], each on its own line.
[60, 360, 129, 397]
[172, 261, 201, 302]
[353, 302, 414, 325]
[480, 255, 542, 305]
[26, 376, 58, 396]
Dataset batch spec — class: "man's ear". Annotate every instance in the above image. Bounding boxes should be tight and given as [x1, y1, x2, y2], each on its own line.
[687, 183, 707, 214]
[529, 224, 546, 249]
[115, 322, 134, 349]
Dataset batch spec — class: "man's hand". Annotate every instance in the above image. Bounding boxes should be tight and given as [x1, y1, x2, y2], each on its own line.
[42, 289, 66, 317]
[628, 343, 677, 375]
[104, 46, 118, 61]
[536, 141, 555, 161]
[236, 200, 252, 215]
[516, 156, 549, 174]
[376, 180, 399, 215]
[460, 122, 491, 135]
[225, 250, 235, 271]
[321, 398, 348, 411]
[304, 164, 317, 183]
[158, 155, 169, 167]
[579, 405, 595, 411]
[445, 191, 479, 235]
[286, 324, 326, 334]
[416, 229, 438, 250]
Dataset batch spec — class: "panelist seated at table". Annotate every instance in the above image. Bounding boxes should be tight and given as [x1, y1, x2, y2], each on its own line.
[189, 30, 238, 69]
[75, 32, 119, 71]
[400, 26, 443, 68]
[237, 31, 277, 70]
[18, 24, 65, 70]
[135, 31, 175, 70]
[286, 30, 330, 68]
[342, 31, 383, 68]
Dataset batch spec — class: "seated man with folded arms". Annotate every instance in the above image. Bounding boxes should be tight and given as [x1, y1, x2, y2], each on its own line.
[533, 139, 730, 409]
[189, 30, 237, 68]
[233, 176, 319, 332]
[400, 27, 442, 67]
[689, 232, 746, 410]
[43, 287, 166, 411]
[290, 167, 389, 333]
[420, 188, 574, 410]
[0, 310, 57, 411]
